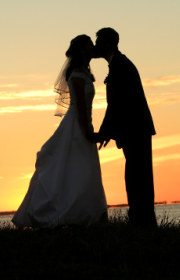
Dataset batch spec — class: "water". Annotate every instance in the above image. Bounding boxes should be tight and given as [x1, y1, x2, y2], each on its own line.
[108, 204, 180, 225]
[0, 215, 15, 229]
[1, 204, 180, 228]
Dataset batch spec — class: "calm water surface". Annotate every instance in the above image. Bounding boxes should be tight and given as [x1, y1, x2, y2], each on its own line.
[108, 204, 180, 225]
[1, 204, 180, 228]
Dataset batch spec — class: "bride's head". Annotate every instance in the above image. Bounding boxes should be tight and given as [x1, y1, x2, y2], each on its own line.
[65, 35, 94, 80]
[66, 35, 94, 60]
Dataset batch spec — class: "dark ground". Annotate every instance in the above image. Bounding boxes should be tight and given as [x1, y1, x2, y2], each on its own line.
[0, 216, 180, 280]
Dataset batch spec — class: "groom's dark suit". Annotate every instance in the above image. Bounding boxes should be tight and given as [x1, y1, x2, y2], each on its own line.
[99, 50, 157, 226]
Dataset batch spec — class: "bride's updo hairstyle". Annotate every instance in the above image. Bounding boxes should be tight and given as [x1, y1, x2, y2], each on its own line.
[54, 34, 94, 117]
[65, 35, 92, 81]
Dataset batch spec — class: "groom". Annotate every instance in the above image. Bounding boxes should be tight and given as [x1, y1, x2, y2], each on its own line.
[94, 27, 157, 227]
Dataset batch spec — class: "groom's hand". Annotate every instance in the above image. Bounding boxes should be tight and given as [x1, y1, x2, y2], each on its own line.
[93, 133, 110, 150]
[98, 138, 110, 150]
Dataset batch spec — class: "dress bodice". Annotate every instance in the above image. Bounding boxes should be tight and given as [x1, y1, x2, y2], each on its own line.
[67, 71, 95, 131]
[68, 72, 95, 110]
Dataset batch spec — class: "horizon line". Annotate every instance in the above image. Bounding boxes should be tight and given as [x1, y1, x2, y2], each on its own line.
[1, 201, 180, 214]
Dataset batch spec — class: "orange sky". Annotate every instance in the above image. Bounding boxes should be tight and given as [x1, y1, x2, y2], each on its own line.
[0, 0, 180, 211]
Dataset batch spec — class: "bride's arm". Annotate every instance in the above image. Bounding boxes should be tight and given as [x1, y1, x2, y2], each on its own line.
[71, 77, 93, 141]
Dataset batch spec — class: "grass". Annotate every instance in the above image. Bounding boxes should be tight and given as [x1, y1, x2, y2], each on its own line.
[0, 214, 180, 280]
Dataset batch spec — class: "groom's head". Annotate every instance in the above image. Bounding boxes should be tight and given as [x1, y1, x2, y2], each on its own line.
[94, 28, 119, 58]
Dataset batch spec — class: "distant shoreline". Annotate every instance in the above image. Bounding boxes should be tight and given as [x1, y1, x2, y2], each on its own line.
[1, 201, 180, 215]
[108, 201, 180, 209]
[0, 211, 16, 216]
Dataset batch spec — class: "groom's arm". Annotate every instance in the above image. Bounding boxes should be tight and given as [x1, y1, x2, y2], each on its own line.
[99, 103, 112, 136]
[96, 104, 112, 149]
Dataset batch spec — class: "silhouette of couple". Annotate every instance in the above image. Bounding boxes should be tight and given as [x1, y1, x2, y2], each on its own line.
[12, 28, 157, 229]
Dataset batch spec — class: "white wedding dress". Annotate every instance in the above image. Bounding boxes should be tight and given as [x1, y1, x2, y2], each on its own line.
[12, 72, 107, 228]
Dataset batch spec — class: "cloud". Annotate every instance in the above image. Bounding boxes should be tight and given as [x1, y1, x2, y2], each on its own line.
[99, 148, 180, 166]
[19, 173, 33, 180]
[54, 123, 59, 128]
[95, 84, 106, 93]
[0, 88, 106, 113]
[1, 87, 179, 111]
[0, 84, 19, 88]
[95, 79, 180, 108]
[153, 134, 180, 150]
[153, 153, 180, 165]
[99, 134, 180, 165]
[0, 89, 54, 100]
[94, 75, 180, 90]
[143, 75, 180, 88]
[0, 74, 52, 86]
[99, 147, 124, 164]
[93, 97, 107, 110]
[0, 74, 180, 114]
[92, 87, 107, 110]
[0, 104, 55, 114]
[147, 91, 180, 106]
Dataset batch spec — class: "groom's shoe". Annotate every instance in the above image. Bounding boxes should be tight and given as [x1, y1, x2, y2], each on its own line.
[128, 209, 157, 229]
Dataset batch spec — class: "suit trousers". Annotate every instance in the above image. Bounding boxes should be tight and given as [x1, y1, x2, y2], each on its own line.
[121, 135, 157, 226]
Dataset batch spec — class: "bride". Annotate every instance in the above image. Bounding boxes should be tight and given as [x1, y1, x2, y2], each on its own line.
[12, 35, 107, 228]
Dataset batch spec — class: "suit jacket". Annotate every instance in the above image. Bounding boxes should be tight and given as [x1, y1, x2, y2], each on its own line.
[99, 50, 156, 144]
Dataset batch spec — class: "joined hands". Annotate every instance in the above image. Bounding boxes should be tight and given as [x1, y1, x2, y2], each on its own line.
[93, 132, 110, 150]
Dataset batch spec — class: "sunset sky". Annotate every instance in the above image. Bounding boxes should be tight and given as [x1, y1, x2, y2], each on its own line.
[0, 0, 180, 211]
